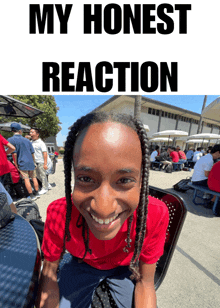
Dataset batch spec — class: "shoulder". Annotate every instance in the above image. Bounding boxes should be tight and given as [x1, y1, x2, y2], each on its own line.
[0, 134, 7, 143]
[147, 196, 169, 224]
[7, 136, 13, 142]
[46, 197, 67, 217]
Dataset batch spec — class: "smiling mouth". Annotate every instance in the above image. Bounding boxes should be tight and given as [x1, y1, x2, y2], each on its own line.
[90, 213, 119, 225]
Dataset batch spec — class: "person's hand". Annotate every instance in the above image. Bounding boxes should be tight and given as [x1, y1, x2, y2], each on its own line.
[43, 164, 48, 170]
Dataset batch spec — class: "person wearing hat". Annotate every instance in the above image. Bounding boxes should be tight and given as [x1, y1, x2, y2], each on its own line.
[7, 123, 40, 201]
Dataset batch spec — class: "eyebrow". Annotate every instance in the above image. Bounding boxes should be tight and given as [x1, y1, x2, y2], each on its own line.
[75, 165, 139, 174]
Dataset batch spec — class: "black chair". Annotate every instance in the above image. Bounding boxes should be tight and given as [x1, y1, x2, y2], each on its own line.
[149, 186, 187, 289]
[0, 214, 42, 308]
[91, 186, 187, 306]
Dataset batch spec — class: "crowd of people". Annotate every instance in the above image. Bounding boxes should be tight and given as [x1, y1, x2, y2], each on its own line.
[0, 122, 54, 204]
[150, 143, 220, 209]
[150, 145, 187, 171]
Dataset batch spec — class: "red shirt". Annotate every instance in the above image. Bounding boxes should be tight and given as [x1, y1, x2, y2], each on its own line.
[8, 161, 20, 184]
[42, 196, 169, 269]
[170, 151, 179, 162]
[0, 134, 10, 176]
[208, 161, 220, 192]
[178, 151, 186, 160]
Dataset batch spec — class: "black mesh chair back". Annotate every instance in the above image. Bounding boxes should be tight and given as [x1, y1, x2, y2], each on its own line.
[149, 186, 187, 290]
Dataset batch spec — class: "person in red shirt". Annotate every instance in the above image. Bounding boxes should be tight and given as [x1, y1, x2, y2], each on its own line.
[208, 161, 220, 192]
[176, 146, 187, 169]
[167, 146, 179, 162]
[176, 146, 187, 161]
[37, 112, 169, 308]
[207, 161, 220, 209]
[167, 146, 179, 171]
[0, 133, 15, 185]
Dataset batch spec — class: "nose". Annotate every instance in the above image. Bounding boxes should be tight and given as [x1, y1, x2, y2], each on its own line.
[90, 183, 118, 218]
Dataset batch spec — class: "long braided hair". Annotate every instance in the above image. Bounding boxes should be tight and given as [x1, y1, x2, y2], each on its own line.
[61, 112, 150, 281]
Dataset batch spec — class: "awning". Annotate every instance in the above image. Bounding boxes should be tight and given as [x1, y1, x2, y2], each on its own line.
[0, 95, 43, 118]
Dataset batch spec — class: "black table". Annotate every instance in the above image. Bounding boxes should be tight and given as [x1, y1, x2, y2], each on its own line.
[0, 214, 41, 307]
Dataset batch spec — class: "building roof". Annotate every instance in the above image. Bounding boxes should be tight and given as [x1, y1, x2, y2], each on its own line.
[202, 97, 220, 123]
[92, 95, 220, 126]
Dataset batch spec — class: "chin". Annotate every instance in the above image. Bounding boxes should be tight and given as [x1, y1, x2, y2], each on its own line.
[89, 226, 119, 241]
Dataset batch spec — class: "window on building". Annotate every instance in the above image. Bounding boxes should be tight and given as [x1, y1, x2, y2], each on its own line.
[148, 108, 152, 114]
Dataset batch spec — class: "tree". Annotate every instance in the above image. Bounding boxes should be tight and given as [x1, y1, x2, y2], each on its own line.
[0, 95, 61, 140]
[134, 95, 142, 120]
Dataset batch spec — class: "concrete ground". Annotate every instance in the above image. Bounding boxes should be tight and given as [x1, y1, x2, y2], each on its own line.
[36, 160, 220, 308]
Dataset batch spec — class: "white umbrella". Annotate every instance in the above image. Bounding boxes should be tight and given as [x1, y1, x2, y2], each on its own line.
[151, 130, 188, 145]
[152, 130, 188, 138]
[187, 133, 220, 140]
[150, 137, 173, 143]
[186, 139, 209, 144]
[187, 133, 220, 146]
[0, 122, 31, 133]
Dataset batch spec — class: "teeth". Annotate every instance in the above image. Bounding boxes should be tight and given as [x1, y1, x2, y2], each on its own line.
[91, 214, 119, 225]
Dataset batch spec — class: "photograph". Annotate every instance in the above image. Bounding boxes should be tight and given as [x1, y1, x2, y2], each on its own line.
[1, 94, 220, 307]
[1, 0, 220, 307]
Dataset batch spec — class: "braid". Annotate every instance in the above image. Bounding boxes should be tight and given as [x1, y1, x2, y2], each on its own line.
[60, 111, 150, 282]
[60, 115, 88, 260]
[129, 119, 150, 281]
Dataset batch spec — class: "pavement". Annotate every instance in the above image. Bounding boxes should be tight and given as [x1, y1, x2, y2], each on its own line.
[35, 159, 220, 308]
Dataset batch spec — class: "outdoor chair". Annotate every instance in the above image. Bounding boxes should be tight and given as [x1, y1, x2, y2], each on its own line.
[0, 213, 42, 308]
[91, 185, 187, 306]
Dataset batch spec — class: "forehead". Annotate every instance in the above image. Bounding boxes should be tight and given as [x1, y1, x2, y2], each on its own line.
[73, 122, 142, 167]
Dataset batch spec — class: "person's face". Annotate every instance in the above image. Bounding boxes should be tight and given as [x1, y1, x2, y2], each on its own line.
[176, 147, 180, 152]
[72, 121, 142, 241]
[30, 129, 39, 140]
[213, 151, 220, 160]
[167, 148, 171, 154]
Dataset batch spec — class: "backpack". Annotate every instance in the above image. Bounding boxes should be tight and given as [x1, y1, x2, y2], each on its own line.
[15, 199, 42, 222]
[173, 178, 191, 192]
[15, 199, 44, 246]
[29, 219, 45, 246]
[165, 164, 173, 173]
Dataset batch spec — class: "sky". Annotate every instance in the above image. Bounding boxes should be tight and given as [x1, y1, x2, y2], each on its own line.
[55, 95, 220, 146]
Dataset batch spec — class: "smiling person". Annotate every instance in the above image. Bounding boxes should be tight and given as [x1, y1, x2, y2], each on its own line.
[30, 128, 52, 194]
[36, 112, 169, 308]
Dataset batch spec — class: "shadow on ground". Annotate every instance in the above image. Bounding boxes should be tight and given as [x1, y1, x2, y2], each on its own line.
[165, 187, 218, 218]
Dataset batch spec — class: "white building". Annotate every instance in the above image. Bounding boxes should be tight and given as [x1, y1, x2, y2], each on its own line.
[91, 95, 220, 149]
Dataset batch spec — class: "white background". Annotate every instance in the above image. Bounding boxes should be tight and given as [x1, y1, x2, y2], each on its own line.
[0, 0, 219, 94]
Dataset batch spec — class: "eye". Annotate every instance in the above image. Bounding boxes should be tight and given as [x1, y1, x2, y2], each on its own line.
[77, 176, 94, 183]
[117, 178, 134, 184]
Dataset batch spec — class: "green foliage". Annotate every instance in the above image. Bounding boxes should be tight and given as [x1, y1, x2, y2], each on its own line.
[0, 95, 61, 140]
[59, 149, 65, 155]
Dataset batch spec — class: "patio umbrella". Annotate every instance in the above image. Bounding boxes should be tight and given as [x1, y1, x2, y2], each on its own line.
[0, 95, 43, 118]
[151, 130, 188, 145]
[150, 137, 173, 143]
[186, 139, 209, 144]
[0, 122, 31, 133]
[187, 133, 220, 146]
